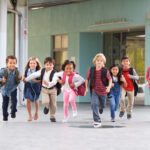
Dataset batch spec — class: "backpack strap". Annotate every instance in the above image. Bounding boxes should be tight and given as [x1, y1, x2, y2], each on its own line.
[62, 72, 66, 83]
[68, 72, 75, 85]
[89, 66, 96, 95]
[24, 69, 28, 78]
[15, 67, 21, 84]
[0, 68, 8, 86]
[40, 68, 46, 85]
[101, 67, 109, 86]
[129, 67, 133, 75]
[49, 69, 56, 81]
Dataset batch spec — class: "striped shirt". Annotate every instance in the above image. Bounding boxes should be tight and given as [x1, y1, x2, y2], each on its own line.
[86, 68, 111, 95]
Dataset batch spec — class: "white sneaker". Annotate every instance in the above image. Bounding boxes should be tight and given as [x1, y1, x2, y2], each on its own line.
[62, 116, 69, 123]
[73, 110, 78, 117]
[93, 122, 101, 128]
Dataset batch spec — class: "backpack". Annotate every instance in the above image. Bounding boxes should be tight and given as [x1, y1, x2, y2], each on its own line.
[40, 68, 62, 95]
[0, 67, 20, 88]
[89, 66, 109, 95]
[62, 72, 86, 96]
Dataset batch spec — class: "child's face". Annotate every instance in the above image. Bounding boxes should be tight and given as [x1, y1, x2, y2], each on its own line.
[95, 57, 104, 67]
[44, 62, 54, 71]
[6, 59, 17, 71]
[122, 59, 130, 68]
[29, 60, 37, 70]
[111, 66, 119, 77]
[64, 64, 73, 76]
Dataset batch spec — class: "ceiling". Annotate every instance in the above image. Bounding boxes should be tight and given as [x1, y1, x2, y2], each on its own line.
[28, 0, 90, 9]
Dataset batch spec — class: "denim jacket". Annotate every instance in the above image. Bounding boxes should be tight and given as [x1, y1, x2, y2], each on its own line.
[0, 68, 20, 96]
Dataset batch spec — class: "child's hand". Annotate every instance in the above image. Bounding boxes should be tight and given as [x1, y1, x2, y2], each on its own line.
[106, 86, 111, 93]
[18, 74, 21, 79]
[120, 76, 126, 82]
[148, 79, 150, 84]
[69, 83, 75, 88]
[2, 77, 6, 83]
[58, 79, 65, 85]
[84, 88, 88, 96]
[127, 74, 131, 78]
[43, 80, 48, 86]
[111, 83, 114, 87]
[32, 79, 37, 82]
[22, 76, 26, 83]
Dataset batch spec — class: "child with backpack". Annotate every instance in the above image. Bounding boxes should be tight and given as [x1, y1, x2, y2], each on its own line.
[0, 56, 21, 121]
[108, 64, 127, 122]
[119, 56, 139, 119]
[146, 66, 150, 92]
[49, 60, 85, 122]
[85, 53, 112, 128]
[23, 57, 42, 121]
[24, 57, 60, 122]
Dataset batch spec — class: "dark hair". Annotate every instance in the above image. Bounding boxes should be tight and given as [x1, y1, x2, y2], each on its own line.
[6, 55, 17, 63]
[121, 56, 130, 62]
[62, 60, 72, 71]
[70, 61, 76, 70]
[109, 64, 123, 85]
[44, 57, 55, 65]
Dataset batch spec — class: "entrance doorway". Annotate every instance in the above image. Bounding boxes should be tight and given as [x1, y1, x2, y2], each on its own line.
[103, 30, 145, 105]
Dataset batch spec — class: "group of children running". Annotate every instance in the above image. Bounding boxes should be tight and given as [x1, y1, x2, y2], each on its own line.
[0, 53, 141, 128]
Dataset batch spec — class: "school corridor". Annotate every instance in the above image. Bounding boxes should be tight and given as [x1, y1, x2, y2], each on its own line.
[0, 103, 150, 150]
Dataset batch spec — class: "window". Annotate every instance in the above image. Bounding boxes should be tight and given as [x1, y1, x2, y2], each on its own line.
[53, 34, 68, 71]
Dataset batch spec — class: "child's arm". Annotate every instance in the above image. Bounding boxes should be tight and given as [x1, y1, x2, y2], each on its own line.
[120, 75, 127, 87]
[25, 70, 41, 82]
[85, 69, 90, 94]
[0, 69, 6, 84]
[128, 69, 139, 80]
[46, 72, 63, 88]
[71, 74, 85, 88]
[106, 70, 112, 93]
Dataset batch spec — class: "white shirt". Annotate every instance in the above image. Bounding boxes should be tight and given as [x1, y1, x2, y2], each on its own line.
[25, 69, 53, 88]
[49, 71, 85, 92]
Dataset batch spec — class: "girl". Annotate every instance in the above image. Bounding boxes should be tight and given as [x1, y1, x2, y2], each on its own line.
[23, 57, 42, 121]
[49, 60, 85, 122]
[108, 64, 127, 122]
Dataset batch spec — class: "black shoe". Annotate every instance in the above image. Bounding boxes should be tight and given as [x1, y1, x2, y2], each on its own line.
[119, 111, 124, 118]
[3, 116, 8, 121]
[127, 114, 132, 119]
[43, 107, 49, 114]
[11, 113, 16, 118]
[99, 108, 103, 114]
[50, 118, 56, 122]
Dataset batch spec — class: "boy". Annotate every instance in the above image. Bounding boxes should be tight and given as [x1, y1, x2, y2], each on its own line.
[119, 56, 139, 119]
[85, 53, 112, 128]
[24, 57, 58, 122]
[0, 56, 21, 121]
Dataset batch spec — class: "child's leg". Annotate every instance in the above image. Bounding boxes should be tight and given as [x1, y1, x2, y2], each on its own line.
[34, 100, 39, 120]
[49, 88, 57, 119]
[27, 99, 32, 121]
[119, 88, 126, 112]
[69, 90, 77, 112]
[41, 88, 50, 108]
[115, 93, 121, 111]
[10, 89, 17, 115]
[2, 95, 9, 120]
[91, 91, 101, 122]
[126, 91, 134, 115]
[109, 94, 115, 119]
[63, 90, 69, 118]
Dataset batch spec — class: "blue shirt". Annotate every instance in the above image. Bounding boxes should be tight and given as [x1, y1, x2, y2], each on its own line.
[0, 68, 20, 97]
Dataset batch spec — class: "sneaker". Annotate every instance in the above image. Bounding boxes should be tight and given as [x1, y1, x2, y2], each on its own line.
[43, 107, 49, 115]
[11, 113, 16, 118]
[73, 110, 78, 117]
[127, 114, 132, 119]
[50, 117, 56, 122]
[93, 121, 101, 128]
[111, 118, 115, 122]
[99, 108, 103, 114]
[62, 116, 69, 123]
[119, 111, 124, 118]
[3, 117, 8, 121]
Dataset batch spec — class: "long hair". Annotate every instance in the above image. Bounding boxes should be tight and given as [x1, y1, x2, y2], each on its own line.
[109, 64, 123, 85]
[25, 57, 42, 70]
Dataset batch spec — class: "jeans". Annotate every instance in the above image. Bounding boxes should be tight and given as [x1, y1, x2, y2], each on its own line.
[108, 93, 121, 119]
[91, 91, 107, 122]
[2, 89, 17, 118]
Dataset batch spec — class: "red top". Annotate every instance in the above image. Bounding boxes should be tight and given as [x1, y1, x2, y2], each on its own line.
[86, 68, 111, 95]
[122, 68, 134, 91]
[146, 66, 150, 88]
